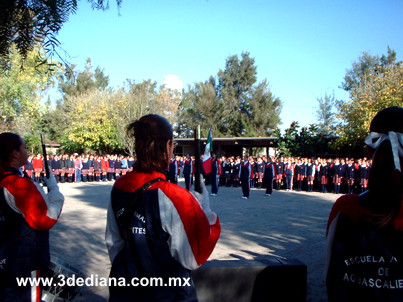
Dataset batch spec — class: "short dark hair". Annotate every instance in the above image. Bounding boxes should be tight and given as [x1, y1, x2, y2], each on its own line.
[127, 114, 173, 172]
[0, 132, 23, 167]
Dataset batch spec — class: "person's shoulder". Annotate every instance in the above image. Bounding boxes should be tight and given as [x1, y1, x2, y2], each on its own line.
[1, 172, 37, 194]
[157, 181, 191, 198]
[329, 194, 367, 223]
[113, 170, 168, 193]
[333, 194, 359, 208]
[113, 171, 133, 189]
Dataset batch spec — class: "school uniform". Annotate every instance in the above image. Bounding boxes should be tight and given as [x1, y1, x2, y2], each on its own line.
[306, 163, 315, 192]
[114, 160, 122, 180]
[359, 164, 370, 192]
[345, 164, 356, 194]
[168, 159, 178, 184]
[101, 159, 110, 181]
[183, 159, 193, 191]
[51, 158, 61, 182]
[284, 163, 294, 191]
[88, 159, 95, 181]
[23, 159, 34, 180]
[314, 163, 321, 191]
[210, 159, 222, 195]
[108, 158, 115, 181]
[255, 162, 264, 189]
[82, 159, 90, 182]
[320, 164, 329, 192]
[263, 162, 276, 195]
[94, 160, 102, 181]
[332, 164, 345, 194]
[32, 157, 43, 183]
[65, 158, 75, 182]
[232, 162, 241, 187]
[294, 164, 304, 191]
[222, 162, 232, 187]
[275, 162, 284, 190]
[239, 161, 252, 198]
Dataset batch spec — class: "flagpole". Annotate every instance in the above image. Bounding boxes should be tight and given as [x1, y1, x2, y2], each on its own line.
[194, 125, 202, 193]
[41, 134, 50, 179]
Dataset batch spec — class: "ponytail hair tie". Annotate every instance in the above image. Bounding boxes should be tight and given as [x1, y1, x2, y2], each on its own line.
[365, 131, 403, 172]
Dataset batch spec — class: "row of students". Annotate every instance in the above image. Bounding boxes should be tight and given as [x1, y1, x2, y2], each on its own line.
[23, 153, 136, 183]
[27, 151, 372, 197]
[198, 155, 372, 195]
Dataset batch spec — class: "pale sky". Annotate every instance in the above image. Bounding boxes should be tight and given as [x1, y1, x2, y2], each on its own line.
[56, 0, 403, 131]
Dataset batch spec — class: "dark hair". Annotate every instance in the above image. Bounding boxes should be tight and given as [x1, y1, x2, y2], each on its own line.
[0, 132, 23, 168]
[127, 114, 173, 172]
[361, 106, 403, 228]
[370, 106, 403, 134]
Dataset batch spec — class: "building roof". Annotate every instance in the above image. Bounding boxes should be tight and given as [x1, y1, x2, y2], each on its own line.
[175, 136, 278, 147]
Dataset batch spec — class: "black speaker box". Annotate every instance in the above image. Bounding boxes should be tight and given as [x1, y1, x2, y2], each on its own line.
[192, 257, 306, 302]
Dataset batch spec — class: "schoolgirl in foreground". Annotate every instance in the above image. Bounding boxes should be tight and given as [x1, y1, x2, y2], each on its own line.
[106, 114, 220, 301]
[326, 106, 403, 302]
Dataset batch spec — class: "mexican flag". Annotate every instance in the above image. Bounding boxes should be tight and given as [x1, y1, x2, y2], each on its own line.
[202, 128, 213, 175]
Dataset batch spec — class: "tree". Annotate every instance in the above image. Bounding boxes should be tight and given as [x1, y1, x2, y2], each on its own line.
[0, 44, 59, 146]
[58, 58, 110, 99]
[48, 58, 110, 142]
[315, 93, 337, 135]
[179, 52, 282, 138]
[216, 52, 282, 137]
[114, 79, 158, 155]
[0, 0, 122, 68]
[335, 48, 403, 154]
[153, 87, 181, 127]
[59, 90, 122, 154]
[275, 122, 334, 157]
[216, 52, 257, 136]
[340, 47, 397, 92]
[246, 79, 282, 136]
[274, 122, 299, 157]
[178, 81, 220, 138]
[113, 79, 181, 155]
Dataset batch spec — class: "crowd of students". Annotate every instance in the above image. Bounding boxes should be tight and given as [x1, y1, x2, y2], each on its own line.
[23, 153, 136, 183]
[168, 154, 372, 196]
[24, 151, 372, 197]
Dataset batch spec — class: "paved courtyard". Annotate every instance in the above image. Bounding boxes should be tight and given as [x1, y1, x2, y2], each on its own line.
[49, 180, 337, 301]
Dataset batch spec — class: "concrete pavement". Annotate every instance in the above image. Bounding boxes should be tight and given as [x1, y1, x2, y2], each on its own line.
[49, 180, 337, 301]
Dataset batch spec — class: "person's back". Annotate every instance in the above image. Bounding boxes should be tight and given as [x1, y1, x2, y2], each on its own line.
[326, 106, 403, 302]
[105, 114, 220, 301]
[108, 170, 201, 301]
[326, 193, 403, 302]
[0, 133, 64, 301]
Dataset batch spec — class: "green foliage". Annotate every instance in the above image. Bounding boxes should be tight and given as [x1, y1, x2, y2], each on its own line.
[23, 134, 42, 154]
[178, 52, 282, 138]
[47, 58, 110, 143]
[58, 58, 110, 98]
[113, 79, 158, 155]
[341, 47, 397, 92]
[315, 92, 337, 135]
[0, 0, 122, 68]
[178, 81, 220, 137]
[275, 122, 333, 157]
[0, 44, 60, 141]
[58, 90, 122, 154]
[335, 47, 403, 154]
[49, 72, 180, 155]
